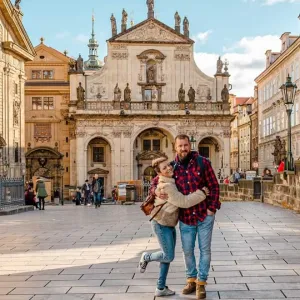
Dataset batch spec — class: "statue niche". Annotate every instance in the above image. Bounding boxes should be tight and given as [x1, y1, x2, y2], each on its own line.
[146, 60, 156, 83]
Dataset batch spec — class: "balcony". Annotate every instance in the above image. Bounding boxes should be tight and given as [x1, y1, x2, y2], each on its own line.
[73, 101, 230, 115]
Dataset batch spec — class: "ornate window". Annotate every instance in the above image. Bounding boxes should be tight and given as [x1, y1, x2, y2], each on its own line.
[32, 97, 54, 110]
[32, 70, 54, 79]
[143, 139, 160, 151]
[93, 147, 104, 163]
[43, 70, 54, 79]
[32, 70, 42, 79]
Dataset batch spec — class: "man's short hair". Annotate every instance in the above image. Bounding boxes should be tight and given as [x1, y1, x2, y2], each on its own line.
[152, 157, 168, 173]
[175, 134, 190, 144]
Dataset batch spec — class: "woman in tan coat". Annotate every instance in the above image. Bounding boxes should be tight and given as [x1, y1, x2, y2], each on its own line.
[139, 157, 209, 297]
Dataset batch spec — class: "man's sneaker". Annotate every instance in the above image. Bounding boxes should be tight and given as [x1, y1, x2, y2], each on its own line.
[139, 252, 149, 273]
[155, 286, 175, 297]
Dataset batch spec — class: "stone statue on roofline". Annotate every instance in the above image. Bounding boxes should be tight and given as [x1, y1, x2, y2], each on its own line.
[221, 84, 229, 103]
[124, 83, 131, 102]
[175, 12, 181, 27]
[15, 0, 21, 10]
[147, 0, 154, 18]
[110, 14, 117, 36]
[76, 54, 84, 73]
[178, 83, 185, 102]
[76, 82, 85, 109]
[188, 86, 195, 102]
[121, 9, 128, 32]
[183, 17, 189, 37]
[216, 56, 223, 74]
[114, 83, 121, 101]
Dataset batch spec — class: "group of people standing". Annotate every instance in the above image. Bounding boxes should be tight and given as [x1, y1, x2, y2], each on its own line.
[24, 177, 48, 210]
[140, 134, 220, 299]
[75, 174, 104, 208]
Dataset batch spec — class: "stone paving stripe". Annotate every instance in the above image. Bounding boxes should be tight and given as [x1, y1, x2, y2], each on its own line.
[9, 287, 70, 295]
[219, 290, 285, 298]
[68, 286, 128, 294]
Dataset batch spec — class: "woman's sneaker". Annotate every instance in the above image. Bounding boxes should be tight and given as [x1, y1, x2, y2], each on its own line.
[155, 286, 176, 297]
[139, 252, 149, 273]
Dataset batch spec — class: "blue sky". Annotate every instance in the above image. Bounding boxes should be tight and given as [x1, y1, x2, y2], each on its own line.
[22, 0, 300, 95]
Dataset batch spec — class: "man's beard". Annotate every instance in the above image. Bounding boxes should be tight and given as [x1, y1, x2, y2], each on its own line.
[178, 151, 189, 160]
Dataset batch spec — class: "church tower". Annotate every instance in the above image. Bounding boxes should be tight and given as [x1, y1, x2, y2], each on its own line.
[84, 14, 102, 70]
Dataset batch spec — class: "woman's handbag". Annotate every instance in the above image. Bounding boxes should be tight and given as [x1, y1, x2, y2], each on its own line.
[140, 193, 155, 216]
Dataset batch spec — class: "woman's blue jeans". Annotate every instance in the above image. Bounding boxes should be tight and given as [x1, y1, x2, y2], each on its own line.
[179, 215, 215, 282]
[145, 220, 176, 289]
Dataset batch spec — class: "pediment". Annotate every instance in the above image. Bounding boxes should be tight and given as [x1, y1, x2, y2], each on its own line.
[109, 19, 193, 44]
[136, 151, 168, 161]
[88, 168, 109, 175]
[30, 44, 71, 64]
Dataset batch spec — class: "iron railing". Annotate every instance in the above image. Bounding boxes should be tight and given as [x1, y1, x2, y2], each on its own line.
[0, 178, 25, 211]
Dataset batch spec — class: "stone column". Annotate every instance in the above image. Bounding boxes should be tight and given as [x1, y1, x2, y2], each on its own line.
[76, 135, 86, 185]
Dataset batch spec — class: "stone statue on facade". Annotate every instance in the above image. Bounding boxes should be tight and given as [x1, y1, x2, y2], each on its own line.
[121, 9, 128, 32]
[221, 84, 229, 102]
[147, 65, 156, 83]
[188, 86, 195, 102]
[76, 54, 84, 73]
[183, 17, 189, 37]
[178, 83, 185, 102]
[114, 83, 121, 101]
[110, 14, 117, 36]
[272, 136, 286, 165]
[77, 82, 85, 109]
[15, 0, 21, 9]
[216, 56, 224, 74]
[124, 83, 131, 102]
[147, 0, 154, 18]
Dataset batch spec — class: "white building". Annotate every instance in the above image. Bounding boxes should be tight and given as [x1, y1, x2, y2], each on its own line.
[68, 2, 232, 196]
[256, 33, 300, 174]
[0, 0, 35, 177]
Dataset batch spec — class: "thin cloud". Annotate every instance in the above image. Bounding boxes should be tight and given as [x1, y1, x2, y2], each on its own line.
[55, 31, 70, 39]
[194, 35, 281, 96]
[244, 0, 300, 5]
[192, 30, 213, 44]
[75, 34, 89, 43]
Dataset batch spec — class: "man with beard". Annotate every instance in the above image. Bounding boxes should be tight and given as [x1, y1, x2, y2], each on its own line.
[149, 134, 220, 299]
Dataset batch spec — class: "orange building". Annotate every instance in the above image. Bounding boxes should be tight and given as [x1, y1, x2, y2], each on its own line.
[24, 39, 74, 199]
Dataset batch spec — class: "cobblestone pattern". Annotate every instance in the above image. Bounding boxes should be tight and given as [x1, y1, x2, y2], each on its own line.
[0, 203, 300, 299]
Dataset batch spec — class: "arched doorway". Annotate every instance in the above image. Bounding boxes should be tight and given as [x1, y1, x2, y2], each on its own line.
[198, 137, 221, 174]
[25, 147, 64, 199]
[143, 166, 157, 182]
[134, 128, 174, 181]
[86, 137, 111, 197]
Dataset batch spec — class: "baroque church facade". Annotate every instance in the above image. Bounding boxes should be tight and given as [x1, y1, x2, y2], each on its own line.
[68, 1, 232, 197]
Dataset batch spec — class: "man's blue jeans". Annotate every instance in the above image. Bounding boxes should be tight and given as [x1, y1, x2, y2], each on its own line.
[179, 215, 215, 282]
[94, 192, 102, 206]
[145, 220, 176, 289]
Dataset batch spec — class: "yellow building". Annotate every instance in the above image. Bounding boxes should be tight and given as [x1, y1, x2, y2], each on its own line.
[0, 0, 35, 177]
[24, 39, 74, 199]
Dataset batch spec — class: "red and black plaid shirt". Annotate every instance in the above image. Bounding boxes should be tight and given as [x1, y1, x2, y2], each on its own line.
[149, 151, 220, 225]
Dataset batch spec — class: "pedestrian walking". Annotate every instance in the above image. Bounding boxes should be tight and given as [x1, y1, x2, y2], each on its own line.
[35, 177, 48, 211]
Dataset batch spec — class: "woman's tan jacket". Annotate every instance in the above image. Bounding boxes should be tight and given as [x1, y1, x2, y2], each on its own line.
[150, 175, 206, 227]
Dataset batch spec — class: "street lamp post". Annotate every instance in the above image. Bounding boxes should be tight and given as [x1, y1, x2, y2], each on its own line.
[190, 135, 197, 151]
[280, 75, 297, 172]
[246, 103, 252, 171]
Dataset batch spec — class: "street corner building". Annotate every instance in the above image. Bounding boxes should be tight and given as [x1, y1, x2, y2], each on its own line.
[26, 1, 233, 199]
[0, 0, 35, 178]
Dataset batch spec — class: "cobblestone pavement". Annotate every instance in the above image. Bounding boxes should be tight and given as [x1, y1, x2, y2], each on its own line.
[0, 202, 300, 300]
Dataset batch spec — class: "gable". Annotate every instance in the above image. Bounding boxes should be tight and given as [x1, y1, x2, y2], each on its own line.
[32, 44, 71, 64]
[109, 19, 193, 44]
[0, 0, 35, 60]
